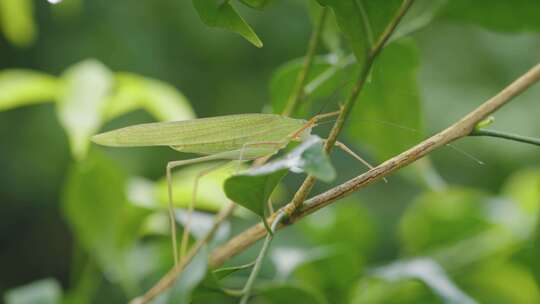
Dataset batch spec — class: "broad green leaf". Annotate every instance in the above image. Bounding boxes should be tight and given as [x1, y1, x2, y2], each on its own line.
[501, 168, 540, 216]
[308, 2, 343, 54]
[224, 169, 287, 217]
[270, 56, 333, 114]
[57, 59, 113, 160]
[316, 0, 402, 62]
[398, 188, 493, 254]
[270, 246, 334, 280]
[315, 0, 368, 62]
[293, 201, 375, 303]
[293, 249, 363, 304]
[350, 277, 439, 304]
[460, 261, 540, 304]
[62, 151, 149, 294]
[165, 246, 209, 304]
[270, 54, 357, 114]
[348, 40, 423, 161]
[239, 0, 270, 9]
[193, 0, 263, 48]
[236, 135, 336, 182]
[0, 0, 36, 47]
[0, 70, 59, 111]
[390, 0, 448, 42]
[535, 216, 540, 286]
[4, 279, 62, 304]
[441, 0, 540, 33]
[373, 258, 477, 304]
[224, 135, 335, 217]
[299, 139, 336, 182]
[255, 283, 328, 304]
[104, 73, 195, 122]
[300, 200, 376, 255]
[500, 168, 540, 286]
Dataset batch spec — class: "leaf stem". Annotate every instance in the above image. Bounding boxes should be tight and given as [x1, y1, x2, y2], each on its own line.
[284, 0, 416, 216]
[282, 7, 328, 116]
[239, 210, 286, 304]
[470, 129, 540, 147]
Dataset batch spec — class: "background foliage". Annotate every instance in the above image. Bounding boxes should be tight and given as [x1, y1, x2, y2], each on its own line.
[1, 0, 539, 303]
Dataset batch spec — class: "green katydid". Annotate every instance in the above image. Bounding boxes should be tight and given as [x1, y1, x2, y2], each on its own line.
[92, 110, 378, 265]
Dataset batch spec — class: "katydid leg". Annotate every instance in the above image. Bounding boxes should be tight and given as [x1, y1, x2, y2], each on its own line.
[334, 140, 388, 183]
[166, 155, 221, 266]
[179, 161, 229, 262]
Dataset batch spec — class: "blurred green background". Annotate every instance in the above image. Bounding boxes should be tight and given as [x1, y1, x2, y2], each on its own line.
[1, 0, 540, 303]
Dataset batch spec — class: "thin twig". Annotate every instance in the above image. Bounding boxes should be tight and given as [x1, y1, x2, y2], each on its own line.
[470, 129, 540, 147]
[283, 0, 416, 217]
[209, 62, 540, 268]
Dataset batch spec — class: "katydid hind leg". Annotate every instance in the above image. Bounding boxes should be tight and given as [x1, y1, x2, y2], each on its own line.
[179, 161, 229, 262]
[166, 155, 219, 266]
[334, 141, 388, 183]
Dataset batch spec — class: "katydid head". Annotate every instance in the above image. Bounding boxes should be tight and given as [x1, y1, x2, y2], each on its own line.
[290, 110, 341, 142]
[290, 118, 314, 142]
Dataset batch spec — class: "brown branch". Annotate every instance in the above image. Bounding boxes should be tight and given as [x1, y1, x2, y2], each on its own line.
[209, 62, 540, 268]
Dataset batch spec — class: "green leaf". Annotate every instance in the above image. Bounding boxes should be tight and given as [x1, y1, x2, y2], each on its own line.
[239, 0, 271, 9]
[461, 261, 540, 303]
[372, 258, 476, 304]
[534, 216, 540, 287]
[224, 135, 335, 217]
[57, 59, 114, 160]
[104, 73, 195, 122]
[315, 0, 368, 62]
[255, 283, 328, 304]
[350, 277, 439, 304]
[165, 246, 209, 304]
[62, 150, 149, 294]
[0, 0, 36, 47]
[270, 55, 355, 114]
[308, 3, 343, 54]
[441, 0, 540, 33]
[270, 246, 334, 280]
[316, 0, 402, 62]
[4, 279, 62, 304]
[348, 40, 423, 161]
[193, 0, 263, 48]
[300, 139, 336, 182]
[398, 188, 493, 254]
[501, 168, 540, 216]
[224, 169, 287, 217]
[239, 135, 336, 182]
[300, 200, 376, 256]
[391, 0, 448, 42]
[0, 70, 59, 111]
